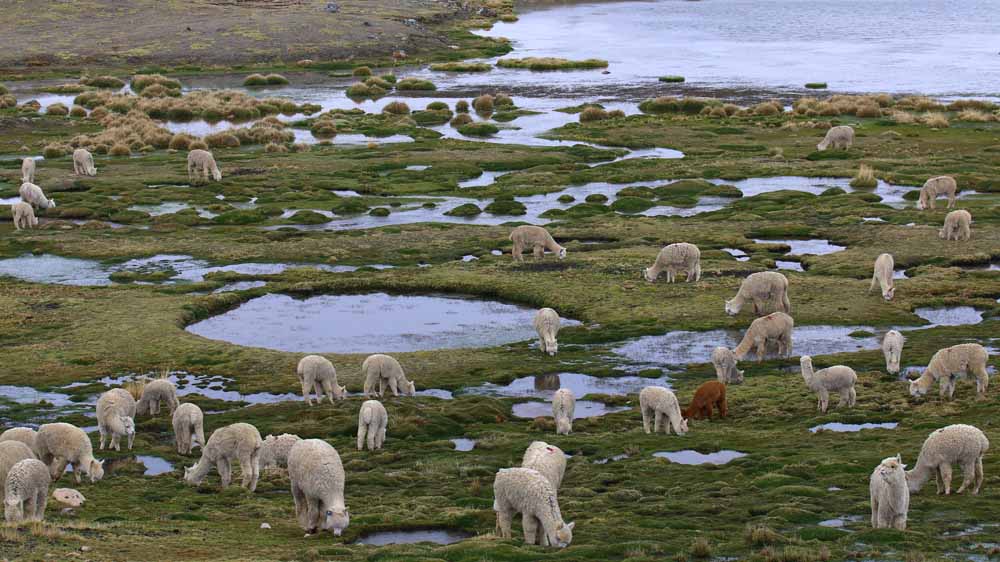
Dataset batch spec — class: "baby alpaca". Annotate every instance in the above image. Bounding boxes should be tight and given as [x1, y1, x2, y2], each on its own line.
[0, 442, 36, 499]
[136, 379, 179, 416]
[184, 423, 262, 492]
[733, 312, 794, 362]
[287, 439, 349, 536]
[800, 356, 857, 413]
[11, 202, 38, 230]
[639, 386, 688, 435]
[34, 423, 104, 483]
[187, 149, 222, 183]
[361, 354, 415, 397]
[493, 467, 574, 548]
[682, 381, 728, 420]
[72, 148, 97, 176]
[869, 455, 909, 530]
[509, 225, 566, 262]
[869, 253, 895, 300]
[939, 209, 971, 241]
[916, 176, 957, 210]
[906, 424, 988, 495]
[96, 388, 136, 451]
[725, 271, 790, 316]
[552, 388, 575, 435]
[711, 346, 744, 384]
[644, 243, 700, 283]
[172, 403, 206, 455]
[522, 441, 566, 489]
[260, 433, 301, 470]
[817, 125, 854, 151]
[296, 355, 346, 405]
[19, 182, 55, 209]
[909, 343, 989, 400]
[4, 459, 50, 523]
[357, 400, 388, 451]
[533, 308, 561, 356]
[20, 158, 35, 184]
[882, 330, 904, 375]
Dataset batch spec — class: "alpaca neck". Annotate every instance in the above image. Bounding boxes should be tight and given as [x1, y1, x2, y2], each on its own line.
[905, 464, 932, 492]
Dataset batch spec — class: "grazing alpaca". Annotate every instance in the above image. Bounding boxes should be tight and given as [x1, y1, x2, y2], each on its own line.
[682, 381, 728, 420]
[187, 149, 222, 183]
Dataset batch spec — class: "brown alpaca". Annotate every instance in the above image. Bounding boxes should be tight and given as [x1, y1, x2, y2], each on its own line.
[683, 381, 728, 420]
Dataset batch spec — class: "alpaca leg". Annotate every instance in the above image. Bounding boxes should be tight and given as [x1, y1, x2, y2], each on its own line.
[641, 407, 651, 434]
[869, 274, 878, 294]
[496, 508, 512, 539]
[217, 458, 232, 488]
[755, 338, 765, 362]
[305, 498, 320, 534]
[367, 423, 377, 451]
[50, 457, 69, 481]
[522, 513, 539, 545]
[300, 378, 313, 405]
[321, 380, 335, 404]
[871, 497, 880, 528]
[34, 490, 47, 521]
[973, 365, 989, 397]
[512, 243, 523, 263]
[956, 460, 977, 494]
[718, 396, 728, 417]
[292, 483, 309, 530]
[533, 245, 544, 259]
[974, 456, 984, 495]
[357, 423, 367, 451]
[112, 433, 121, 451]
[848, 387, 856, 407]
[654, 411, 663, 433]
[934, 466, 944, 494]
[819, 390, 829, 413]
[939, 464, 953, 495]
[99, 428, 107, 450]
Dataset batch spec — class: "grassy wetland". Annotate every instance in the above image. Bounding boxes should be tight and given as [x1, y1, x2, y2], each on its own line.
[1, 1, 1000, 561]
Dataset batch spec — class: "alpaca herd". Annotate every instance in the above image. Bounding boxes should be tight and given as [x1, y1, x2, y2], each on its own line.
[0, 128, 992, 548]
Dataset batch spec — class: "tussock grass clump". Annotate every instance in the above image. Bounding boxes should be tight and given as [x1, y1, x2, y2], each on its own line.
[72, 110, 174, 151]
[639, 96, 715, 115]
[752, 101, 783, 116]
[458, 122, 499, 137]
[264, 142, 288, 153]
[426, 101, 449, 111]
[472, 94, 494, 113]
[310, 116, 338, 138]
[690, 537, 712, 559]
[108, 143, 132, 157]
[45, 103, 69, 116]
[131, 74, 182, 93]
[41, 83, 90, 94]
[243, 73, 288, 87]
[659, 75, 685, 83]
[124, 380, 146, 401]
[352, 66, 372, 77]
[449, 113, 474, 127]
[0, 94, 16, 108]
[69, 105, 87, 117]
[608, 109, 625, 118]
[0, 83, 7, 95]
[139, 84, 182, 98]
[364, 76, 392, 90]
[497, 57, 608, 71]
[889, 110, 915, 123]
[19, 100, 41, 113]
[380, 74, 396, 84]
[430, 62, 491, 72]
[395, 78, 436, 91]
[455, 100, 470, 113]
[855, 102, 882, 118]
[168, 133, 196, 151]
[745, 524, 786, 547]
[850, 164, 878, 188]
[957, 109, 995, 122]
[579, 107, 609, 122]
[382, 101, 410, 115]
[921, 112, 949, 128]
[897, 95, 943, 112]
[189, 140, 208, 151]
[494, 93, 514, 108]
[947, 98, 996, 112]
[805, 82, 827, 89]
[230, 122, 294, 145]
[42, 143, 69, 159]
[81, 75, 125, 89]
[291, 143, 310, 153]
[346, 82, 386, 98]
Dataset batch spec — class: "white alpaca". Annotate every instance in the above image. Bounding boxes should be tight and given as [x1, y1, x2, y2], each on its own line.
[533, 308, 561, 355]
[552, 388, 575, 435]
[916, 176, 957, 210]
[95, 388, 136, 451]
[187, 149, 222, 183]
[11, 202, 38, 230]
[493, 467, 574, 548]
[725, 271, 790, 316]
[509, 225, 566, 262]
[20, 158, 35, 184]
[72, 148, 97, 176]
[172, 403, 206, 455]
[869, 455, 909, 530]
[711, 346, 744, 384]
[296, 355, 346, 405]
[869, 253, 895, 300]
[357, 400, 388, 451]
[4, 459, 50, 523]
[644, 243, 700, 283]
[638, 386, 688, 435]
[882, 330, 904, 375]
[909, 343, 989, 400]
[799, 355, 857, 413]
[522, 441, 566, 490]
[183, 423, 263, 491]
[361, 354, 415, 397]
[906, 424, 988, 495]
[288, 439, 349, 536]
[816, 125, 854, 150]
[34, 423, 104, 484]
[939, 209, 971, 241]
[19, 182, 55, 209]
[732, 312, 794, 362]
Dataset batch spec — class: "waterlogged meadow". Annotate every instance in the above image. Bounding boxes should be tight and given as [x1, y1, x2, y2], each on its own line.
[0, 1, 998, 561]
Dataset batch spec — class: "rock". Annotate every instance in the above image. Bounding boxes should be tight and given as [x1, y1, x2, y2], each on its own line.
[602, 70, 611, 74]
[80, 546, 91, 552]
[260, 523, 271, 529]
[325, 2, 339, 13]
[53, 488, 85, 507]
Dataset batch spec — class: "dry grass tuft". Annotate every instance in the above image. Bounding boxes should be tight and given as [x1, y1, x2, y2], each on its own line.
[690, 537, 711, 558]
[108, 143, 131, 157]
[850, 164, 878, 188]
[45, 103, 69, 116]
[579, 107, 609, 122]
[382, 101, 410, 115]
[921, 112, 949, 128]
[956, 109, 994, 122]
[450, 113, 474, 127]
[472, 94, 494, 114]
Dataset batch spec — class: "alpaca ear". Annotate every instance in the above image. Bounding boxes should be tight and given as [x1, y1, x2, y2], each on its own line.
[566, 522, 575, 531]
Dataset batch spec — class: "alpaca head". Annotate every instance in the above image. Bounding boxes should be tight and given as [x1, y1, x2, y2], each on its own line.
[799, 355, 813, 376]
[323, 508, 349, 536]
[88, 459, 105, 482]
[553, 521, 574, 548]
[816, 139, 829, 151]
[212, 168, 222, 182]
[121, 415, 135, 437]
[908, 379, 927, 397]
[557, 247, 567, 260]
[405, 380, 416, 396]
[724, 298, 741, 315]
[643, 267, 656, 283]
[883, 285, 895, 301]
[544, 337, 558, 356]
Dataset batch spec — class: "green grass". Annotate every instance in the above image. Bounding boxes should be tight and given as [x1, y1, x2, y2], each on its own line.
[496, 57, 608, 71]
[659, 75, 685, 83]
[805, 82, 828, 89]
